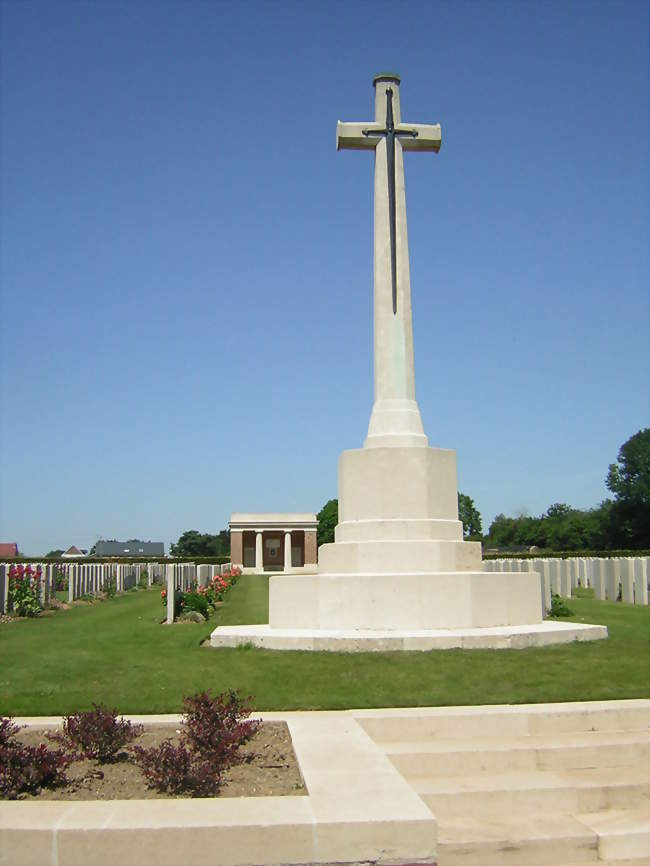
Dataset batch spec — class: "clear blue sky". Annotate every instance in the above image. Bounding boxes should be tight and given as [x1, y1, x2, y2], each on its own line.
[1, 0, 647, 555]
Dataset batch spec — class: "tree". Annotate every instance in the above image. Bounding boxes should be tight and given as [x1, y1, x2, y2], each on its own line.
[45, 549, 64, 558]
[544, 503, 573, 519]
[170, 530, 230, 558]
[457, 492, 483, 540]
[605, 428, 650, 548]
[317, 499, 338, 547]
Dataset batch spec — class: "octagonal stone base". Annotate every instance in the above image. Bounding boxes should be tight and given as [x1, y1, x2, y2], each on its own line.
[211, 445, 607, 652]
[268, 571, 542, 630]
[209, 621, 608, 652]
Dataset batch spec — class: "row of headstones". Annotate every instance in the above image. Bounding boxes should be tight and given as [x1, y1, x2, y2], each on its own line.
[0, 561, 233, 616]
[196, 564, 232, 586]
[165, 563, 232, 623]
[0, 562, 150, 614]
[483, 556, 650, 617]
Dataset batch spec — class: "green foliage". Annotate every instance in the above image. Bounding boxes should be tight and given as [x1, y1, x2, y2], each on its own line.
[485, 502, 616, 552]
[45, 549, 64, 558]
[548, 593, 574, 617]
[105, 578, 117, 599]
[317, 499, 338, 546]
[606, 428, 650, 548]
[181, 591, 210, 619]
[138, 568, 149, 590]
[458, 492, 483, 540]
[483, 548, 650, 560]
[170, 530, 230, 558]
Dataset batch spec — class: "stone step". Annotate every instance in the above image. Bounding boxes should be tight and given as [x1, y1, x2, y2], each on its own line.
[383, 730, 650, 777]
[557, 862, 649, 866]
[437, 811, 599, 865]
[414, 766, 650, 817]
[357, 700, 650, 742]
[576, 809, 650, 862]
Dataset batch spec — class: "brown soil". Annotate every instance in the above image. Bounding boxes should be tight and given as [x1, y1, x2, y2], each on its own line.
[16, 722, 306, 800]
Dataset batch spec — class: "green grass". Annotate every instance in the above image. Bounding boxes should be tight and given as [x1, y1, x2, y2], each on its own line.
[0, 577, 648, 716]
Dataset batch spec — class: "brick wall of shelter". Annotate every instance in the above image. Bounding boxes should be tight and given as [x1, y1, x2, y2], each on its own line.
[231, 531, 243, 567]
[305, 530, 317, 565]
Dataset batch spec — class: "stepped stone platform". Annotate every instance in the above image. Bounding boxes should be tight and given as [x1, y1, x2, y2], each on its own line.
[210, 619, 608, 651]
[2, 700, 648, 866]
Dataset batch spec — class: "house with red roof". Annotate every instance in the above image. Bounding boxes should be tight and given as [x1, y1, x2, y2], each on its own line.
[0, 543, 19, 558]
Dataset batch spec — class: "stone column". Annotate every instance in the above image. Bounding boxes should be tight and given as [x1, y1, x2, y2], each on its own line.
[365, 77, 426, 449]
[304, 530, 318, 567]
[230, 531, 244, 569]
[284, 532, 292, 573]
[255, 532, 263, 573]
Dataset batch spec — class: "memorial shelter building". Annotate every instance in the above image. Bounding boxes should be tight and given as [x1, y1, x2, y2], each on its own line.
[229, 513, 318, 574]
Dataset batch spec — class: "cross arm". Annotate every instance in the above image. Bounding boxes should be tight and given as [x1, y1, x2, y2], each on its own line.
[336, 121, 383, 151]
[399, 123, 442, 153]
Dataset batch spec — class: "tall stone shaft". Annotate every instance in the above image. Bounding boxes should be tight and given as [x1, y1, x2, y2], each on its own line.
[337, 73, 442, 449]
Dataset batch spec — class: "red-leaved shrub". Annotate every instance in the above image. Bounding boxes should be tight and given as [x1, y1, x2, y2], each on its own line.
[1, 717, 71, 799]
[132, 689, 259, 797]
[49, 704, 143, 763]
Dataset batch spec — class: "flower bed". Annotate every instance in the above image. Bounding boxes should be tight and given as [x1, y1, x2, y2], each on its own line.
[162, 567, 242, 622]
[0, 689, 294, 801]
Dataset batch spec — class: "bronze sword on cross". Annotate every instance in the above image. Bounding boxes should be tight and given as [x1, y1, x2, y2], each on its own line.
[336, 74, 442, 316]
[362, 87, 418, 314]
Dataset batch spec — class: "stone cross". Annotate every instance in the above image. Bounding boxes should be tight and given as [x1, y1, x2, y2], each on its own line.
[337, 73, 441, 449]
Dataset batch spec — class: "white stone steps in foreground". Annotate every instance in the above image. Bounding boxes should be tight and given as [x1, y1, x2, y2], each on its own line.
[436, 811, 599, 865]
[433, 803, 650, 866]
[576, 809, 650, 862]
[558, 862, 649, 866]
[360, 701, 650, 865]
[436, 809, 650, 866]
[381, 729, 650, 776]
[413, 766, 650, 817]
[356, 699, 650, 741]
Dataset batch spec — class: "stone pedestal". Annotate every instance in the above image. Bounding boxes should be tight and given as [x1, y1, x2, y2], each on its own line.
[268, 445, 541, 632]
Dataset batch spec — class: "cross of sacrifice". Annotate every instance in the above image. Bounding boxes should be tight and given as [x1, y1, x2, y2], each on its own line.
[336, 73, 441, 315]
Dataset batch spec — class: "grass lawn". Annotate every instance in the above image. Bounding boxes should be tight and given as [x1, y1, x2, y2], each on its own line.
[0, 576, 648, 716]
